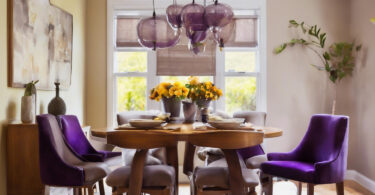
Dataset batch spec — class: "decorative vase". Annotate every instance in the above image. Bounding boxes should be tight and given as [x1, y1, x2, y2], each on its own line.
[183, 101, 197, 123]
[48, 82, 66, 116]
[162, 97, 181, 118]
[195, 99, 211, 123]
[21, 96, 35, 123]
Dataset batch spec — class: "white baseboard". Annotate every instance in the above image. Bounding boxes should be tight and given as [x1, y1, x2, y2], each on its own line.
[345, 170, 375, 193]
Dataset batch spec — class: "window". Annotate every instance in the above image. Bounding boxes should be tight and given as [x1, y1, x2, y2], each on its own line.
[108, 9, 266, 126]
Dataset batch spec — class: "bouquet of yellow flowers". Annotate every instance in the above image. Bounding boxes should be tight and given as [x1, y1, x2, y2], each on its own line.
[150, 81, 189, 101]
[186, 76, 223, 102]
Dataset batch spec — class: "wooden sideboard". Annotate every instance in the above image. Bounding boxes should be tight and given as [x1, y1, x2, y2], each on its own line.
[6, 124, 45, 195]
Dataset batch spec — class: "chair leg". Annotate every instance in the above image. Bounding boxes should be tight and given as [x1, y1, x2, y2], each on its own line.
[99, 180, 105, 195]
[260, 172, 273, 195]
[307, 183, 314, 195]
[87, 187, 94, 195]
[336, 182, 344, 195]
[297, 182, 302, 195]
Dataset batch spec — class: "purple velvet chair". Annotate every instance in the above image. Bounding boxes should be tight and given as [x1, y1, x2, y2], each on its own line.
[59, 115, 121, 163]
[37, 114, 109, 195]
[260, 114, 349, 195]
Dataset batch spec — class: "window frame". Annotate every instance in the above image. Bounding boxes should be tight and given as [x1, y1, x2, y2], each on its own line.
[107, 4, 267, 127]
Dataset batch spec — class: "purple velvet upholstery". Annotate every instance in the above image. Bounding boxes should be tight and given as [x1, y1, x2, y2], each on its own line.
[237, 145, 265, 160]
[261, 114, 349, 184]
[59, 115, 121, 162]
[37, 114, 85, 186]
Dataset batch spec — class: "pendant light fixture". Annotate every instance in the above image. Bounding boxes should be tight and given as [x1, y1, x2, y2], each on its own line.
[205, 0, 234, 33]
[137, 0, 180, 50]
[166, 0, 183, 29]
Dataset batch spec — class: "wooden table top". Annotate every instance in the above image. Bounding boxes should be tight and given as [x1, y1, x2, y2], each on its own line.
[90, 123, 283, 139]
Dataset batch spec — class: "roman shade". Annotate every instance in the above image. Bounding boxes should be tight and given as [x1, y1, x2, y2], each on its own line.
[116, 18, 140, 47]
[116, 17, 258, 76]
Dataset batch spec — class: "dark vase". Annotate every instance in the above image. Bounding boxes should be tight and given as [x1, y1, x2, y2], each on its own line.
[195, 99, 211, 123]
[183, 101, 197, 123]
[48, 82, 66, 116]
[162, 97, 181, 118]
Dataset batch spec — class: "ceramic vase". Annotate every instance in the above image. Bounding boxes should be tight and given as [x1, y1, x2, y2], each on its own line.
[162, 97, 181, 118]
[48, 82, 66, 116]
[183, 101, 197, 123]
[195, 99, 211, 122]
[21, 96, 35, 123]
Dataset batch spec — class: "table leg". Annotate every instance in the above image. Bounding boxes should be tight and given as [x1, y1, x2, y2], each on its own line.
[166, 145, 179, 195]
[128, 149, 148, 195]
[222, 149, 246, 195]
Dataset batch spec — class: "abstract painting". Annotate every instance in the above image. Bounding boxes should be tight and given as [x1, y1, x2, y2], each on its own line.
[8, 0, 73, 89]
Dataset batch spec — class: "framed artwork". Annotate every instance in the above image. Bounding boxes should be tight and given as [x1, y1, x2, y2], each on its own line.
[8, 0, 73, 90]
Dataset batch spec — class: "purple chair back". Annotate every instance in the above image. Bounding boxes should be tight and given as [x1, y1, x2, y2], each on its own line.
[294, 114, 349, 164]
[37, 114, 85, 186]
[234, 111, 267, 159]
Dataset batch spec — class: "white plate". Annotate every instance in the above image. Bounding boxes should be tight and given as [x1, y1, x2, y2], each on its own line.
[208, 118, 245, 130]
[129, 119, 164, 129]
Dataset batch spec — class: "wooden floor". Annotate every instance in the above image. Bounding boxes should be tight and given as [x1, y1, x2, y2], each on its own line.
[49, 180, 373, 195]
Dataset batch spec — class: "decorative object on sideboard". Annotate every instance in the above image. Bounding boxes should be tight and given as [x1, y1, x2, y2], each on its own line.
[274, 20, 362, 114]
[21, 80, 38, 123]
[150, 81, 189, 118]
[182, 101, 197, 123]
[137, 0, 234, 54]
[48, 82, 66, 116]
[8, 0, 73, 90]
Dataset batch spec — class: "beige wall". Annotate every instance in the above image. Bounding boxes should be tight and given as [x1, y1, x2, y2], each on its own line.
[265, 0, 350, 152]
[337, 0, 375, 181]
[85, 0, 107, 128]
[0, 0, 86, 193]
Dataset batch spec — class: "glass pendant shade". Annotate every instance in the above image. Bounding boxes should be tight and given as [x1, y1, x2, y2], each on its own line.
[186, 30, 207, 54]
[137, 15, 181, 50]
[213, 20, 235, 49]
[166, 4, 183, 29]
[205, 2, 234, 30]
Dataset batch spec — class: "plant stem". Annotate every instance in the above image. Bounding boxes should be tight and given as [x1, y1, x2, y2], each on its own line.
[306, 45, 326, 68]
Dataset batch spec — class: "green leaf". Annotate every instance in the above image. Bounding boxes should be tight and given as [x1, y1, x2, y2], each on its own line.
[300, 22, 307, 33]
[289, 20, 299, 28]
[323, 52, 330, 60]
[274, 43, 287, 54]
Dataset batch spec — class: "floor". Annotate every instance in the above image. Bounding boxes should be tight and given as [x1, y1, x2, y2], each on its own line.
[50, 180, 373, 195]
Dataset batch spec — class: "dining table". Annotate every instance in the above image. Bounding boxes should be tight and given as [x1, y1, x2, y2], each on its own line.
[91, 123, 283, 195]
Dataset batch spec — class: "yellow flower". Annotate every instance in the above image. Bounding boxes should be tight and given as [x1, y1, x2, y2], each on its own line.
[182, 87, 189, 96]
[204, 81, 212, 90]
[173, 81, 183, 88]
[174, 89, 182, 97]
[188, 76, 199, 85]
[160, 82, 171, 89]
[217, 89, 223, 96]
[169, 86, 176, 97]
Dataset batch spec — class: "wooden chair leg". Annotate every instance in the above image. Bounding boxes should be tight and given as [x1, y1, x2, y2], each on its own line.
[99, 180, 105, 195]
[87, 187, 94, 195]
[73, 188, 80, 195]
[297, 182, 302, 195]
[307, 183, 314, 195]
[260, 172, 273, 195]
[336, 182, 344, 195]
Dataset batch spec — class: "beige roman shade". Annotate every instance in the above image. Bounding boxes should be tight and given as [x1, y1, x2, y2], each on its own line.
[116, 18, 140, 47]
[225, 17, 258, 47]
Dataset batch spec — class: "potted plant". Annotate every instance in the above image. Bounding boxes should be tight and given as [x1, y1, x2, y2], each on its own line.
[150, 81, 189, 118]
[274, 20, 361, 114]
[21, 80, 38, 123]
[186, 76, 223, 122]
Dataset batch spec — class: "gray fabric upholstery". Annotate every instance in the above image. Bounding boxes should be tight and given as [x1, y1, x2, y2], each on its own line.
[233, 111, 267, 126]
[106, 165, 175, 188]
[207, 157, 247, 168]
[245, 154, 268, 169]
[48, 115, 109, 184]
[117, 111, 166, 166]
[194, 167, 259, 189]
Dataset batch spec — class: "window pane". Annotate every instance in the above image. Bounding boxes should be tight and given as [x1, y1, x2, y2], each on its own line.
[225, 77, 256, 114]
[225, 52, 256, 72]
[160, 76, 213, 83]
[117, 77, 146, 112]
[116, 52, 147, 72]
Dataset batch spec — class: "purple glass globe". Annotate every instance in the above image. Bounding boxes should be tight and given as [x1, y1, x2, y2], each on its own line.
[205, 2, 234, 29]
[166, 4, 183, 29]
[186, 29, 207, 54]
[137, 15, 181, 50]
[181, 3, 208, 32]
[213, 20, 235, 49]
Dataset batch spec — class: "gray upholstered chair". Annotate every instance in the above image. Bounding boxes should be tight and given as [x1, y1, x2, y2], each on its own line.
[117, 111, 167, 165]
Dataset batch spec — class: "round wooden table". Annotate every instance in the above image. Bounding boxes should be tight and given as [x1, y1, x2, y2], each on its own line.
[91, 123, 282, 195]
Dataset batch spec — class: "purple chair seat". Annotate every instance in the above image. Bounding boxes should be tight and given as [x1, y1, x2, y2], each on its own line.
[59, 115, 121, 162]
[261, 161, 315, 183]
